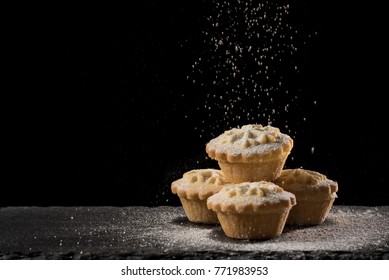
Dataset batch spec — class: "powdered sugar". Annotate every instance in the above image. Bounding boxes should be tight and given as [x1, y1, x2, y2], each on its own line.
[207, 181, 295, 213]
[147, 206, 389, 253]
[172, 169, 227, 200]
[1, 206, 387, 258]
[274, 169, 339, 194]
[207, 132, 291, 157]
[206, 124, 293, 158]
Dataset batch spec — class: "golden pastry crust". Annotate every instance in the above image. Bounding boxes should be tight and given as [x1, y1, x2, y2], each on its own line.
[274, 169, 338, 197]
[207, 181, 296, 239]
[206, 124, 293, 163]
[178, 198, 219, 224]
[171, 169, 228, 224]
[207, 181, 296, 215]
[171, 169, 227, 200]
[215, 208, 291, 240]
[273, 169, 338, 225]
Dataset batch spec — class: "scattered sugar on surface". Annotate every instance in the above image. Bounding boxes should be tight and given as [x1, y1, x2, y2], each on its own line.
[0, 206, 388, 258]
[148, 206, 389, 253]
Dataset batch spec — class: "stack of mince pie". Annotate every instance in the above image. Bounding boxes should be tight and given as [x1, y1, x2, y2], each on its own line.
[171, 124, 338, 240]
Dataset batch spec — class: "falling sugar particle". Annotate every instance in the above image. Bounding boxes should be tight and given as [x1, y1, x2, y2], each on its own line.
[311, 147, 315, 154]
[188, 0, 314, 139]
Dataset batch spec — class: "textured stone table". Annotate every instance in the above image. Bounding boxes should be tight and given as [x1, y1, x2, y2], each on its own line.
[0, 206, 388, 259]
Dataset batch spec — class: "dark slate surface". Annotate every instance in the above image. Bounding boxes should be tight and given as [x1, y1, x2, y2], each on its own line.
[0, 206, 388, 259]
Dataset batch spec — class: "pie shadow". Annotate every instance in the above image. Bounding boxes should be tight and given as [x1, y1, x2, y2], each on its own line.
[172, 216, 338, 243]
[171, 216, 218, 230]
[207, 226, 278, 244]
[208, 217, 339, 243]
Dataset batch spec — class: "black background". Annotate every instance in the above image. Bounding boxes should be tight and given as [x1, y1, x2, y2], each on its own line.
[3, 1, 388, 207]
